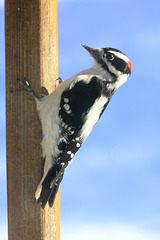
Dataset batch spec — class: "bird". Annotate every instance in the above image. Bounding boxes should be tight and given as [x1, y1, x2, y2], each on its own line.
[16, 44, 132, 208]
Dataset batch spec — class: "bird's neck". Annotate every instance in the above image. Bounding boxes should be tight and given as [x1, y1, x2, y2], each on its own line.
[92, 62, 128, 90]
[78, 66, 113, 81]
[76, 65, 128, 91]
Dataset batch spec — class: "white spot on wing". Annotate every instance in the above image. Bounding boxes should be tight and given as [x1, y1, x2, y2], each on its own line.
[64, 104, 70, 110]
[64, 124, 68, 129]
[66, 110, 72, 114]
[71, 153, 74, 158]
[64, 98, 69, 103]
[76, 143, 81, 147]
[67, 151, 72, 155]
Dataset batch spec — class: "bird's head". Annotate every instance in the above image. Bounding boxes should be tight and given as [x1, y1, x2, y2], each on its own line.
[82, 44, 132, 84]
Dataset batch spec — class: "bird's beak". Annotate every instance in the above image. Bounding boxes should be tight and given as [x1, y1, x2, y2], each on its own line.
[82, 44, 100, 59]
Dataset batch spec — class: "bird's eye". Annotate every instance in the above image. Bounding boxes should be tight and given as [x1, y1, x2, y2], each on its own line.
[106, 53, 114, 61]
[103, 53, 114, 61]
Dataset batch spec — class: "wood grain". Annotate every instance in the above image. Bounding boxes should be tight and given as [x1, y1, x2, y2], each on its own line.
[5, 0, 60, 239]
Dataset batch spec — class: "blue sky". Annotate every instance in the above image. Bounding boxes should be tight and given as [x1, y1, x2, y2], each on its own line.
[1, 0, 160, 239]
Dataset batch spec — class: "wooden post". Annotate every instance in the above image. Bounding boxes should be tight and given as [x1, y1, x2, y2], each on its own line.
[5, 0, 60, 239]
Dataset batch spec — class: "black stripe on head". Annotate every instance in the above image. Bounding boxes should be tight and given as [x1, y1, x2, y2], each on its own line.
[97, 58, 117, 79]
[111, 57, 129, 74]
[103, 47, 124, 54]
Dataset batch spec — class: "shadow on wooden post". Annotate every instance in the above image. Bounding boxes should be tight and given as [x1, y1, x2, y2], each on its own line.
[5, 0, 60, 239]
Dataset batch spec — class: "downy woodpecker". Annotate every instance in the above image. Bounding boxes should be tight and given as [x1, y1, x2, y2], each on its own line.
[17, 44, 132, 208]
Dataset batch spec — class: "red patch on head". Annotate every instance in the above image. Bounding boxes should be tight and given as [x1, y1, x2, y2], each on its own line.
[128, 60, 132, 72]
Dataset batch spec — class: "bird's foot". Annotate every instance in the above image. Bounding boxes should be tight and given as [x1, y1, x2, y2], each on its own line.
[10, 78, 39, 100]
[56, 77, 63, 86]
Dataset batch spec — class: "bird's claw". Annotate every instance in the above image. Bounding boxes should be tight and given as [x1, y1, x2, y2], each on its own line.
[11, 78, 38, 99]
[56, 77, 63, 86]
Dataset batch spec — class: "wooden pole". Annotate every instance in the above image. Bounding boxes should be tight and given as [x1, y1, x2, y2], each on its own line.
[5, 0, 60, 239]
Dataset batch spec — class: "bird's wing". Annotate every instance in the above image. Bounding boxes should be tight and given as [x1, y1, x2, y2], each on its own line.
[36, 75, 110, 207]
[58, 74, 110, 147]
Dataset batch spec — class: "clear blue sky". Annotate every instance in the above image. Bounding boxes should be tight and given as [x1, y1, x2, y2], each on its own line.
[1, 0, 160, 239]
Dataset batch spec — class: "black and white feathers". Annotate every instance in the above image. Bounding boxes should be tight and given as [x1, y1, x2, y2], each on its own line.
[35, 44, 132, 208]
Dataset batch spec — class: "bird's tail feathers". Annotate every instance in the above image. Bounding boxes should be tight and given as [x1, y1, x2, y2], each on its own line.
[35, 164, 64, 208]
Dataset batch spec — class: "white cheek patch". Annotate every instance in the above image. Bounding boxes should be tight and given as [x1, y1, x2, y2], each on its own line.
[108, 50, 129, 63]
[107, 62, 121, 76]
